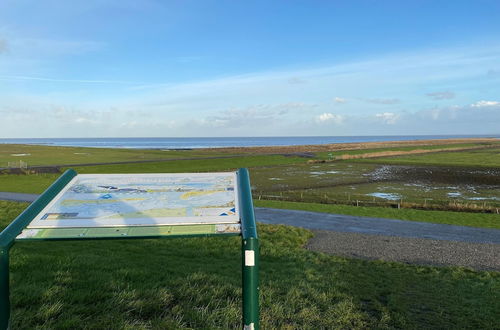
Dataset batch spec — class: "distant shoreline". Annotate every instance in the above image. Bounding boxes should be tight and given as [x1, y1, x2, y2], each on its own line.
[0, 135, 498, 150]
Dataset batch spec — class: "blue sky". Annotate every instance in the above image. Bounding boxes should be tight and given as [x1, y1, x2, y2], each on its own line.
[1, 0, 499, 137]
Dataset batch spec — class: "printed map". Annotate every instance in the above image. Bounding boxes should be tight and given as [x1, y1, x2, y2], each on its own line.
[28, 173, 239, 228]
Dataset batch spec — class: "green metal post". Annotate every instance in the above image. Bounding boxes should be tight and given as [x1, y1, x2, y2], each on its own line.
[0, 169, 77, 329]
[242, 237, 259, 330]
[0, 248, 9, 330]
[237, 168, 260, 330]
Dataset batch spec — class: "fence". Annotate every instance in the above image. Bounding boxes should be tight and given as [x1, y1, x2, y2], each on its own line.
[253, 190, 500, 214]
[7, 161, 28, 169]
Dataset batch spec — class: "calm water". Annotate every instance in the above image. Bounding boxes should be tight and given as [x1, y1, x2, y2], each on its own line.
[0, 135, 498, 149]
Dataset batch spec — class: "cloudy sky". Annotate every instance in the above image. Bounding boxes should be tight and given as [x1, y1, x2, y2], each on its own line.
[1, 0, 499, 137]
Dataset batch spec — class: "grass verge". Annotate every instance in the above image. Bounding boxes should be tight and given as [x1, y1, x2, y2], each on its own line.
[0, 201, 498, 328]
[254, 200, 500, 229]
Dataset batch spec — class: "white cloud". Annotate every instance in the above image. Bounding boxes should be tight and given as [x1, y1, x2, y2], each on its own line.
[316, 113, 343, 124]
[366, 98, 400, 105]
[1, 43, 500, 137]
[471, 100, 500, 107]
[74, 117, 101, 125]
[426, 91, 455, 100]
[375, 112, 399, 124]
[203, 102, 316, 129]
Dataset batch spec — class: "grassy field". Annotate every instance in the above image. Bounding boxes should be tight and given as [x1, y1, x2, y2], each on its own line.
[356, 146, 500, 167]
[0, 174, 59, 194]
[0, 155, 306, 194]
[2, 140, 497, 168]
[69, 154, 306, 174]
[0, 141, 498, 224]
[250, 160, 500, 209]
[0, 144, 238, 167]
[1, 201, 498, 329]
[314, 142, 499, 159]
[255, 200, 500, 229]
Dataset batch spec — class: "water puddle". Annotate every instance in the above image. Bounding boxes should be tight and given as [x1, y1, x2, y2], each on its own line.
[366, 192, 401, 200]
[310, 171, 341, 175]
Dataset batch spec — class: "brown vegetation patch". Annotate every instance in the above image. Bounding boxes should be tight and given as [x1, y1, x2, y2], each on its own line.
[204, 138, 499, 154]
[335, 146, 489, 160]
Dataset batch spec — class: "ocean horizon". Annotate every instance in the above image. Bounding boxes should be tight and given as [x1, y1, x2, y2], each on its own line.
[0, 134, 498, 149]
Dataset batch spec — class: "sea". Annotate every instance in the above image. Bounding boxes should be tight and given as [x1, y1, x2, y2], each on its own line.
[0, 135, 498, 149]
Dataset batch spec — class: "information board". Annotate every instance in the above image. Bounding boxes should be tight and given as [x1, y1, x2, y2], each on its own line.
[27, 173, 239, 228]
[1, 169, 259, 330]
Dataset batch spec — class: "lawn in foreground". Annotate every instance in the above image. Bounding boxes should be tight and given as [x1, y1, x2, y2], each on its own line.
[1, 201, 499, 329]
[255, 200, 500, 229]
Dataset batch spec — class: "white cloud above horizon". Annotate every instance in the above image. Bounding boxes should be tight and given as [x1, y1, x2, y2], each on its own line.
[316, 113, 344, 124]
[375, 112, 400, 124]
[1, 44, 500, 137]
[471, 100, 500, 107]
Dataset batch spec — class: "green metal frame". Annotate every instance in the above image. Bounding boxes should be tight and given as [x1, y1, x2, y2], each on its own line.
[238, 168, 260, 330]
[0, 168, 259, 330]
[0, 169, 77, 330]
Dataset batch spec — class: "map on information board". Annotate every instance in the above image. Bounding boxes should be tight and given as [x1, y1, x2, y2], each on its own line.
[27, 173, 239, 229]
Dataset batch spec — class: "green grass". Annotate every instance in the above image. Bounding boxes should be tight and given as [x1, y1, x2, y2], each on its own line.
[356, 147, 500, 167]
[250, 160, 500, 209]
[0, 174, 59, 194]
[0, 144, 239, 167]
[69, 155, 305, 174]
[0, 155, 306, 194]
[255, 200, 500, 229]
[1, 201, 498, 329]
[314, 142, 498, 159]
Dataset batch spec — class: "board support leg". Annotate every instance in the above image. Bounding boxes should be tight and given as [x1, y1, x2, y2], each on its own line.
[0, 247, 10, 330]
[242, 237, 259, 330]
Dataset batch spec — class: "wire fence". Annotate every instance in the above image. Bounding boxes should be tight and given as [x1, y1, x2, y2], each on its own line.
[253, 190, 500, 214]
[7, 160, 28, 169]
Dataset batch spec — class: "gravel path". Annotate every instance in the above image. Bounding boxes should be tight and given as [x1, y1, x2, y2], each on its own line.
[0, 192, 39, 203]
[255, 208, 500, 244]
[254, 208, 500, 270]
[307, 230, 500, 271]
